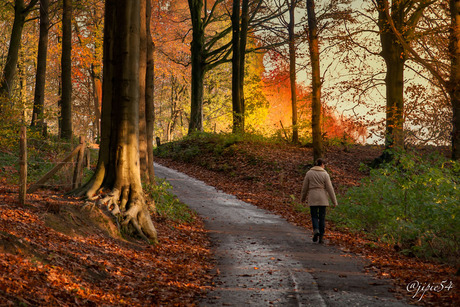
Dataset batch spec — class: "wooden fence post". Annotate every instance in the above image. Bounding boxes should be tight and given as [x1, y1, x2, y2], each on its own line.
[19, 126, 27, 205]
[72, 136, 86, 189]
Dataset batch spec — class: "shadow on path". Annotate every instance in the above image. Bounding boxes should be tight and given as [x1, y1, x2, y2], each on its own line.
[154, 163, 410, 306]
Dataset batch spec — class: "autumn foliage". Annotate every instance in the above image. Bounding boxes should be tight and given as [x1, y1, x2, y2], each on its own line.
[262, 63, 367, 144]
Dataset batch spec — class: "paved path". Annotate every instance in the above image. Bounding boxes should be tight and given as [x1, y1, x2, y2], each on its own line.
[154, 163, 410, 306]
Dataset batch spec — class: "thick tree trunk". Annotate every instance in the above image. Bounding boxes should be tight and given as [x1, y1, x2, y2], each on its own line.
[288, 0, 298, 144]
[188, 0, 205, 133]
[451, 0, 460, 160]
[0, 0, 38, 111]
[79, 0, 157, 243]
[377, 0, 405, 149]
[306, 0, 322, 161]
[146, 0, 156, 182]
[139, 0, 148, 180]
[60, 0, 73, 139]
[31, 0, 50, 131]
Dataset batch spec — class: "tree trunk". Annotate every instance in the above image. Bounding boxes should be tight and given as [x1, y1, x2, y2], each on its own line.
[231, 0, 243, 133]
[60, 0, 73, 139]
[238, 0, 249, 133]
[188, 0, 205, 133]
[377, 0, 405, 149]
[0, 0, 39, 110]
[306, 0, 322, 161]
[288, 0, 298, 144]
[79, 0, 157, 243]
[451, 0, 460, 160]
[90, 64, 102, 142]
[139, 0, 148, 180]
[18, 52, 27, 122]
[31, 0, 50, 131]
[146, 0, 156, 182]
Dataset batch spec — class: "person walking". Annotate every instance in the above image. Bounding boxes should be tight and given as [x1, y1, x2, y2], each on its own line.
[300, 158, 338, 243]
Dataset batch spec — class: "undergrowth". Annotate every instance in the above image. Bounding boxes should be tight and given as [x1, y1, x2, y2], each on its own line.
[144, 178, 195, 224]
[330, 149, 460, 265]
[154, 131, 287, 164]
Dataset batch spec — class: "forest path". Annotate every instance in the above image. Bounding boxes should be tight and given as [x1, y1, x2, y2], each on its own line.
[154, 163, 410, 306]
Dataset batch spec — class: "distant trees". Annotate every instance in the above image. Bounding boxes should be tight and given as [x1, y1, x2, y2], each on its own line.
[287, 0, 299, 143]
[187, 0, 232, 133]
[31, 0, 49, 132]
[60, 0, 73, 139]
[306, 0, 322, 161]
[375, 0, 433, 150]
[0, 0, 39, 111]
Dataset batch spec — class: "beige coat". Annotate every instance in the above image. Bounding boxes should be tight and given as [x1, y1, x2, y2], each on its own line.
[300, 166, 338, 207]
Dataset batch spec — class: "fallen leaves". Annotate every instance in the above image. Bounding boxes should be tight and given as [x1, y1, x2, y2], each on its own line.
[0, 184, 214, 306]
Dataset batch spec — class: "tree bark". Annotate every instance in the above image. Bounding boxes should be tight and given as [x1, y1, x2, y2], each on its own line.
[60, 0, 73, 139]
[139, 0, 148, 180]
[188, 0, 205, 133]
[377, 0, 405, 149]
[90, 64, 102, 142]
[231, 0, 243, 133]
[31, 0, 50, 131]
[288, 0, 298, 144]
[146, 0, 156, 182]
[238, 0, 250, 133]
[451, 0, 460, 160]
[0, 0, 39, 110]
[79, 0, 157, 243]
[306, 0, 322, 161]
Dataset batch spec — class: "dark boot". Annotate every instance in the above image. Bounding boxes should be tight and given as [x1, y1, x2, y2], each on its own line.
[313, 229, 320, 242]
[318, 234, 324, 244]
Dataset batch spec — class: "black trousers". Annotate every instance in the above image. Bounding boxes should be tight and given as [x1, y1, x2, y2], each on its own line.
[310, 206, 326, 235]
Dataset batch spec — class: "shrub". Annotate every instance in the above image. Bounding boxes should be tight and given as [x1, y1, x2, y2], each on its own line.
[331, 150, 460, 265]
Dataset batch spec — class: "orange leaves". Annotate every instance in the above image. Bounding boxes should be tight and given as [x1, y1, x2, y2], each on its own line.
[0, 184, 213, 305]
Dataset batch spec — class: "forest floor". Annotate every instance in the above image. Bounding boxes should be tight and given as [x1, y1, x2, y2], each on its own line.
[154, 141, 459, 306]
[0, 177, 213, 305]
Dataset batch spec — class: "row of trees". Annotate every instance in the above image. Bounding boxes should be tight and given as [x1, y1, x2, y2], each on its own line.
[150, 0, 459, 160]
[2, 1, 457, 158]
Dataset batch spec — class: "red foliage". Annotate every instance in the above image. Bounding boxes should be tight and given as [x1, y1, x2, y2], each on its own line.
[262, 62, 367, 143]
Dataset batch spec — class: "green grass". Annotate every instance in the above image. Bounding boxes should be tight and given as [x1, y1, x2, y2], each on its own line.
[144, 178, 195, 224]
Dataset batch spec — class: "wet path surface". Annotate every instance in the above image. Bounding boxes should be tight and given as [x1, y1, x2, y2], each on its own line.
[154, 163, 409, 306]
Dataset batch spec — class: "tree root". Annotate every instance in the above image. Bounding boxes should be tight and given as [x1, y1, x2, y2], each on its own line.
[88, 188, 158, 244]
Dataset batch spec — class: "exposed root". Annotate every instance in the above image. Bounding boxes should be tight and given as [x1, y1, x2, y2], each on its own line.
[82, 201, 97, 212]
[80, 188, 158, 244]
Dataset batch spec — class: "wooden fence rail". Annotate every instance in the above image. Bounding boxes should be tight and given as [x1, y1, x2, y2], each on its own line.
[19, 131, 87, 198]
